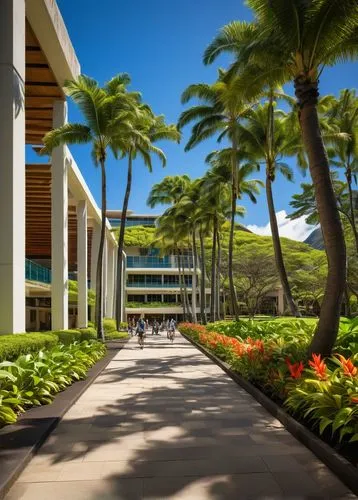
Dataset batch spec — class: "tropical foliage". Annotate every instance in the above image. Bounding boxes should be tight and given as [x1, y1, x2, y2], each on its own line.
[180, 318, 358, 446]
[0, 341, 106, 426]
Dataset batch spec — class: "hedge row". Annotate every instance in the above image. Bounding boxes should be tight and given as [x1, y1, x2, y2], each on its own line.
[0, 319, 128, 362]
[0, 333, 58, 362]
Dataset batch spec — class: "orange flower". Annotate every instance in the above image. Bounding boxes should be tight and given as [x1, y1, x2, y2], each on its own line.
[309, 354, 327, 380]
[351, 396, 358, 404]
[336, 355, 357, 377]
[285, 358, 304, 379]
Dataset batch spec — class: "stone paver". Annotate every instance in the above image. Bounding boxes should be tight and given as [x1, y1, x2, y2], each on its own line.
[5, 333, 355, 499]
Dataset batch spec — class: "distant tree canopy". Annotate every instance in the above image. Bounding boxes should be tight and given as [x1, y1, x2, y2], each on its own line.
[120, 223, 331, 315]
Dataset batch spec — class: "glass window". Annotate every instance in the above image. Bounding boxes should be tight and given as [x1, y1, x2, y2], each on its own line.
[147, 294, 162, 302]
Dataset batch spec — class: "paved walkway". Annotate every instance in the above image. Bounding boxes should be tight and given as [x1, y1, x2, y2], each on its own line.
[6, 333, 356, 499]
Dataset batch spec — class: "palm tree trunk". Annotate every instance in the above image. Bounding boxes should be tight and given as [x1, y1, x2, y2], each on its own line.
[229, 138, 240, 320]
[295, 79, 346, 356]
[95, 157, 106, 341]
[266, 175, 301, 317]
[115, 152, 132, 330]
[191, 231, 198, 323]
[210, 218, 217, 322]
[346, 171, 358, 254]
[199, 228, 207, 325]
[177, 250, 186, 320]
[216, 230, 221, 320]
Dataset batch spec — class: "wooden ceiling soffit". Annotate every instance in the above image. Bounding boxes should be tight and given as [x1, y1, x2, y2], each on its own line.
[25, 20, 64, 145]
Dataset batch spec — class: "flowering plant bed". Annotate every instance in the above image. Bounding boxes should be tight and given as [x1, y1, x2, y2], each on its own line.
[179, 321, 358, 461]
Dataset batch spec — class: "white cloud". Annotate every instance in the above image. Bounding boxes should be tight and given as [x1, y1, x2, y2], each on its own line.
[246, 210, 314, 242]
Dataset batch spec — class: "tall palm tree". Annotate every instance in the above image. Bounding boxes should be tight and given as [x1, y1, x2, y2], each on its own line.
[155, 209, 193, 321]
[324, 89, 358, 253]
[111, 112, 180, 329]
[41, 75, 133, 340]
[203, 0, 358, 354]
[178, 71, 253, 320]
[201, 151, 256, 320]
[235, 102, 302, 316]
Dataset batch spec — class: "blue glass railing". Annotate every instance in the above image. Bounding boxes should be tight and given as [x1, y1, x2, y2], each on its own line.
[126, 282, 192, 288]
[25, 259, 52, 284]
[126, 256, 194, 268]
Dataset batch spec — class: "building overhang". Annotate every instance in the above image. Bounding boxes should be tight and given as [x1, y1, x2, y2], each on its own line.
[26, 0, 80, 86]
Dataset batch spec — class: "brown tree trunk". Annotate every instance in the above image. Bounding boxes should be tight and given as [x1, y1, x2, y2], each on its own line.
[210, 218, 217, 322]
[266, 175, 301, 317]
[95, 157, 107, 341]
[229, 139, 240, 320]
[295, 79, 346, 356]
[115, 153, 132, 330]
[199, 228, 207, 325]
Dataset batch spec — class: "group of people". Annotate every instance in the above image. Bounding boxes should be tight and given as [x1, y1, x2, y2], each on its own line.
[127, 317, 176, 347]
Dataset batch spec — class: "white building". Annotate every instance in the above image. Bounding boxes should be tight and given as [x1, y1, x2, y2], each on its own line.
[107, 212, 210, 322]
[0, 0, 117, 333]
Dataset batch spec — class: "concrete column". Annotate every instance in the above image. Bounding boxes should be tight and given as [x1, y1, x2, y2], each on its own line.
[103, 239, 108, 317]
[277, 288, 284, 315]
[51, 100, 68, 330]
[0, 0, 26, 333]
[106, 242, 115, 318]
[90, 222, 100, 322]
[77, 200, 88, 328]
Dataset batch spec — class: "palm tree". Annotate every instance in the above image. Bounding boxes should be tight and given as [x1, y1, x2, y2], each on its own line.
[178, 72, 253, 320]
[155, 209, 193, 321]
[41, 75, 133, 340]
[147, 175, 191, 208]
[235, 102, 302, 316]
[201, 151, 256, 320]
[324, 89, 358, 253]
[111, 110, 180, 328]
[203, 0, 358, 354]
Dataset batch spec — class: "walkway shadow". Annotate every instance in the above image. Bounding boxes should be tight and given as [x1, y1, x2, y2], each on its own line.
[9, 336, 349, 499]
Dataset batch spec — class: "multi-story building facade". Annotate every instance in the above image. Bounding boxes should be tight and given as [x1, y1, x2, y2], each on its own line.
[109, 211, 285, 321]
[0, 0, 117, 333]
[107, 211, 210, 322]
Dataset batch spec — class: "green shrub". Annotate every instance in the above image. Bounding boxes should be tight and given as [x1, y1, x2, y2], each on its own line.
[119, 322, 128, 331]
[50, 329, 82, 345]
[103, 318, 117, 334]
[0, 333, 58, 362]
[105, 331, 129, 340]
[77, 327, 97, 341]
[0, 340, 106, 427]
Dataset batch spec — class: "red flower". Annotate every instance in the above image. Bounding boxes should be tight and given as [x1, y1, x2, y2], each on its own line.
[336, 355, 357, 377]
[309, 354, 327, 380]
[285, 358, 304, 379]
[351, 396, 358, 404]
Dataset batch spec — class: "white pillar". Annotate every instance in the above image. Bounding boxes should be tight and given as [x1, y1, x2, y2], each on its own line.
[102, 239, 108, 317]
[112, 246, 118, 318]
[277, 288, 284, 315]
[90, 222, 100, 321]
[51, 100, 68, 330]
[77, 200, 88, 328]
[0, 0, 25, 333]
[106, 243, 115, 318]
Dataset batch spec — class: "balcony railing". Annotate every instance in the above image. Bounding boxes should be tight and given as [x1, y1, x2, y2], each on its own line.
[126, 282, 192, 288]
[25, 259, 51, 284]
[126, 256, 194, 269]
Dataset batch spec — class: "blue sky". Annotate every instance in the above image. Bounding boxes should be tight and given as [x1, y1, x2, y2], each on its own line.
[39, 1, 358, 235]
